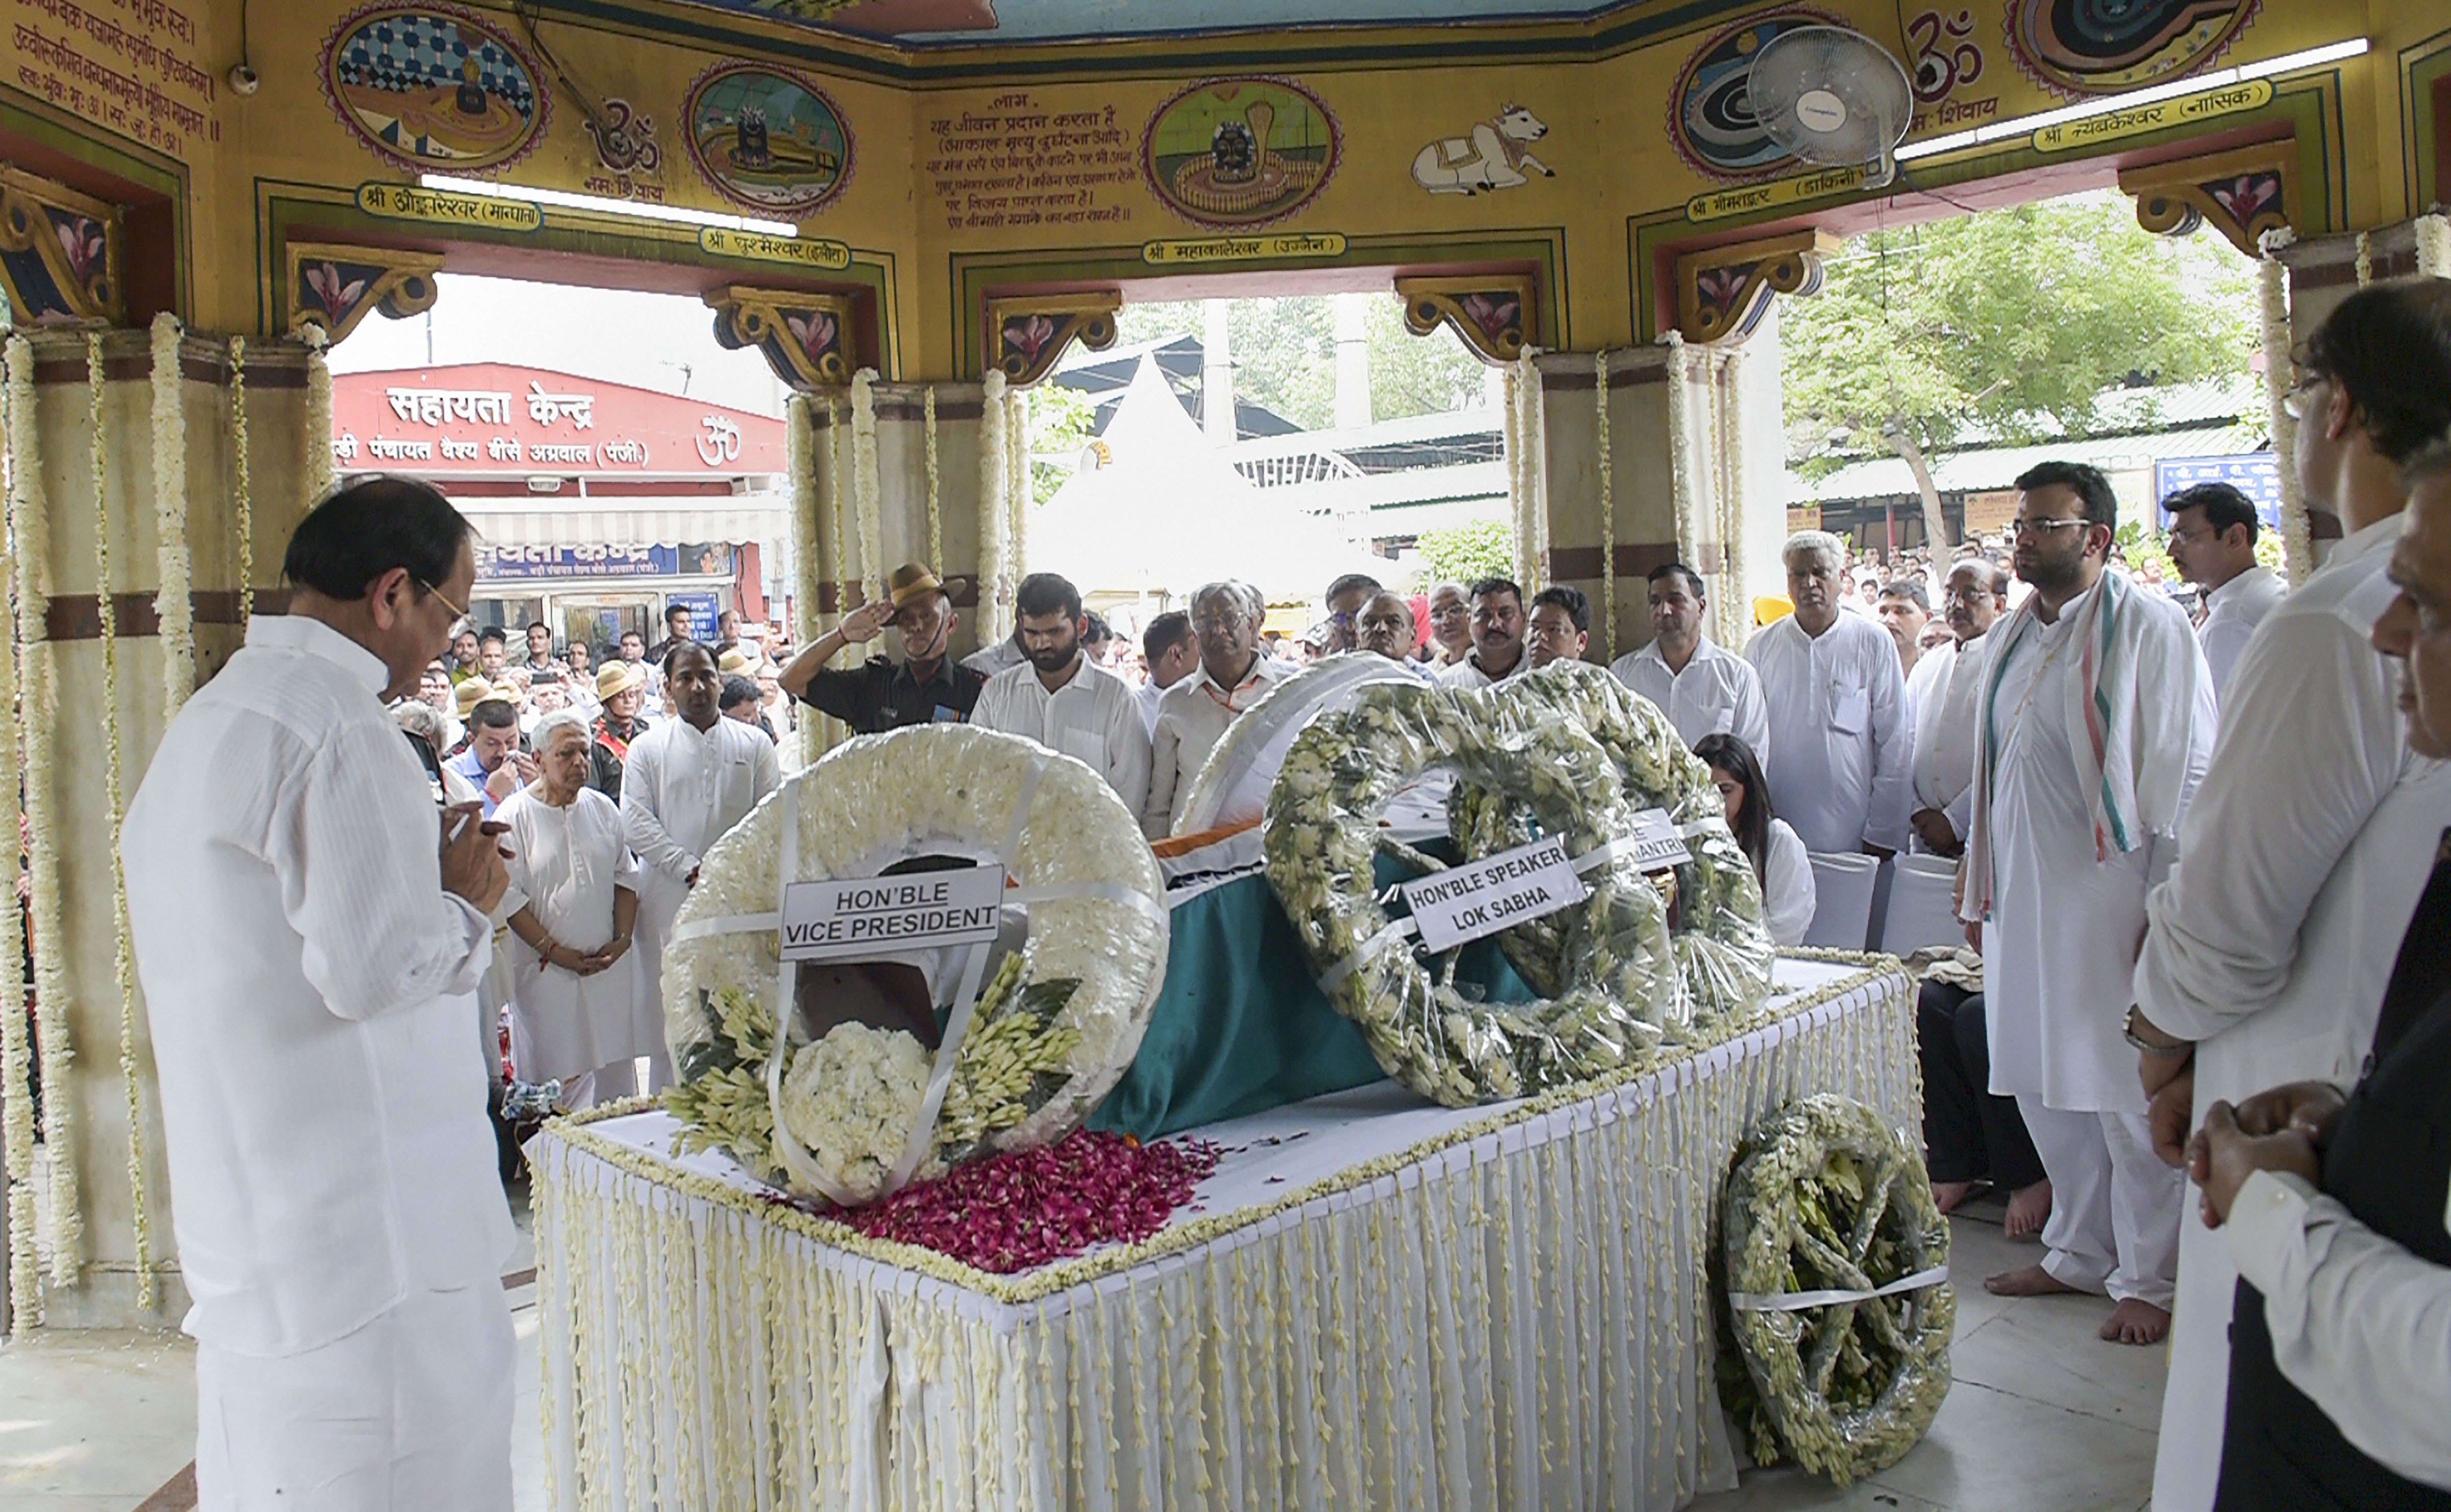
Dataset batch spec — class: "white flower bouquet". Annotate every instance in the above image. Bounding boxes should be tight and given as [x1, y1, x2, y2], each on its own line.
[662, 726, 1169, 1204]
[1719, 1094, 1954, 1485]
[1263, 678, 1677, 1107]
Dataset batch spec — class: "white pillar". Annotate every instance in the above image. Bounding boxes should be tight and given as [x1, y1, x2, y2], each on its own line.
[1334, 293, 1371, 430]
[1203, 299, 1234, 445]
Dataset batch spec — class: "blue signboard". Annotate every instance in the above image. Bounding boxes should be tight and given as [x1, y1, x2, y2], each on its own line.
[666, 590, 721, 642]
[475, 542, 735, 582]
[2154, 454, 2281, 528]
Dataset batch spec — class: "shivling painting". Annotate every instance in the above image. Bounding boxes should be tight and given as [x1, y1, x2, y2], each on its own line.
[1141, 77, 1339, 230]
[684, 63, 856, 214]
[321, 5, 548, 172]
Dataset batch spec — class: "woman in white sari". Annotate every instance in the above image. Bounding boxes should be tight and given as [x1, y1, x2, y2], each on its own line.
[497, 710, 652, 1108]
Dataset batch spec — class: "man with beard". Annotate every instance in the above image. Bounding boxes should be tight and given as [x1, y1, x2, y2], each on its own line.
[973, 571, 1150, 811]
[1144, 579, 1293, 837]
[587, 661, 648, 804]
[1959, 460, 2217, 1346]
[1745, 531, 1913, 856]
[449, 627, 483, 684]
[622, 640, 779, 1092]
[780, 563, 986, 734]
[1611, 562, 1768, 756]
[1436, 577, 1531, 689]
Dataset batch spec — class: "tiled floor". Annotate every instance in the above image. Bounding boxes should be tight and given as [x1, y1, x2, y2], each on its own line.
[1, 1195, 2160, 1511]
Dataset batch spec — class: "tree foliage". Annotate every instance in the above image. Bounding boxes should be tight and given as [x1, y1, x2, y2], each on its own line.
[1115, 294, 1487, 432]
[1022, 383, 1099, 505]
[1782, 193, 2256, 478]
[1412, 518, 1515, 588]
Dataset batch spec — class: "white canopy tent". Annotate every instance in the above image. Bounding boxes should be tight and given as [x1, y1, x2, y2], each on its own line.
[1027, 355, 1391, 605]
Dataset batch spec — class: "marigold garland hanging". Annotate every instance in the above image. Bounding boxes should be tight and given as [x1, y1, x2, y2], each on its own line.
[228, 335, 254, 633]
[0, 338, 41, 1324]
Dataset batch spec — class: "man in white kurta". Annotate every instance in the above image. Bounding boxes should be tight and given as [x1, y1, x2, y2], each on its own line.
[1908, 559, 2006, 856]
[973, 573, 1153, 814]
[623, 641, 780, 1085]
[121, 481, 518, 1510]
[1744, 532, 1914, 855]
[1145, 581, 1295, 837]
[1610, 562, 1769, 756]
[1434, 577, 1532, 690]
[2165, 479, 2286, 702]
[2130, 302, 2451, 1508]
[1960, 465, 2216, 1345]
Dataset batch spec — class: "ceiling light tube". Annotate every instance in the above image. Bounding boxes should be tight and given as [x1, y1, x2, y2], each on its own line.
[1895, 36, 2368, 162]
[416, 173, 800, 236]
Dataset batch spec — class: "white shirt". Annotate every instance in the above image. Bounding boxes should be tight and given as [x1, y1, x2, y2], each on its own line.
[1909, 629, 1991, 821]
[1144, 656, 1297, 837]
[1434, 646, 1530, 690]
[972, 657, 1152, 817]
[2196, 563, 2287, 701]
[1135, 679, 1167, 738]
[1743, 613, 1914, 854]
[621, 714, 781, 899]
[496, 787, 651, 1082]
[1761, 818, 1815, 946]
[2225, 1166, 2451, 1489]
[962, 636, 1028, 678]
[1609, 637, 1768, 757]
[121, 615, 513, 1356]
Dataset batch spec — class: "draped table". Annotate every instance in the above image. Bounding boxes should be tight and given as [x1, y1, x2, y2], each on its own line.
[530, 952, 1916, 1512]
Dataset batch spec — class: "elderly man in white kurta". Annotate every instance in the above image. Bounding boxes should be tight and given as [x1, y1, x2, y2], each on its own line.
[1959, 462, 2217, 1347]
[973, 572, 1151, 813]
[1744, 531, 1914, 855]
[498, 710, 650, 1109]
[623, 641, 780, 1084]
[1611, 561, 1769, 756]
[122, 481, 518, 1510]
[1907, 558, 2007, 856]
[1145, 580, 1295, 837]
[2127, 282, 2451, 1512]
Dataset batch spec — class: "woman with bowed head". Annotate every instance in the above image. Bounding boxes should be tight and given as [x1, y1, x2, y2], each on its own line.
[494, 709, 653, 1109]
[1695, 732, 1815, 947]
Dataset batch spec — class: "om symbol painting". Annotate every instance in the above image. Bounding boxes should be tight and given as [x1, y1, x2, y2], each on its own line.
[2007, 0, 2261, 95]
[321, 4, 548, 173]
[1141, 77, 1339, 230]
[1667, 9, 1844, 181]
[683, 63, 855, 215]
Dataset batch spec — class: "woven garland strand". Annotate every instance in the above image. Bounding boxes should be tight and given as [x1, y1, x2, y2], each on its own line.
[2257, 233, 2312, 584]
[2419, 214, 2451, 280]
[1593, 348, 1615, 664]
[150, 314, 194, 718]
[1662, 332, 1701, 593]
[1007, 382, 1031, 583]
[979, 372, 1011, 641]
[850, 369, 884, 586]
[786, 394, 822, 768]
[229, 336, 254, 633]
[101, 332, 154, 1308]
[1713, 347, 1752, 653]
[303, 330, 335, 502]
[1512, 350, 1548, 594]
[1500, 365, 1526, 590]
[924, 385, 943, 573]
[0, 338, 41, 1325]
[2353, 231, 2373, 288]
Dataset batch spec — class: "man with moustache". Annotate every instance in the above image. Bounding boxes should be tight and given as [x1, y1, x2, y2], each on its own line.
[1960, 460, 2217, 1347]
[1355, 590, 1429, 665]
[1436, 577, 1532, 689]
[1144, 579, 1292, 837]
[2126, 279, 2451, 1510]
[2165, 481, 2285, 703]
[780, 563, 986, 734]
[972, 571, 1151, 811]
[1611, 562, 1768, 755]
[1744, 531, 1913, 856]
[1908, 559, 2008, 858]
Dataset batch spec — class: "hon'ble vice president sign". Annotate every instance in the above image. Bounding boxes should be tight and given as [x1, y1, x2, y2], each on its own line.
[781, 868, 1007, 961]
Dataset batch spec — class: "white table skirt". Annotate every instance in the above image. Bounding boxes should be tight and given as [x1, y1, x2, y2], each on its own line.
[530, 953, 1917, 1512]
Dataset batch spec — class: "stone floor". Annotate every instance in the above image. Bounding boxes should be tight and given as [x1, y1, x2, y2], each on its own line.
[0, 1191, 2162, 1511]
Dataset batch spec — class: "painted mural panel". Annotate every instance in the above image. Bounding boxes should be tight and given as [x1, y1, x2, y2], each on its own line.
[2007, 0, 2261, 95]
[1140, 76, 1339, 230]
[320, 3, 547, 173]
[682, 62, 854, 215]
[1668, 9, 1843, 182]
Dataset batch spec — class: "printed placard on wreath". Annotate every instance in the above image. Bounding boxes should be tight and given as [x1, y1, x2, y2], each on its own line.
[1401, 835, 1588, 953]
[1626, 809, 1694, 872]
[781, 866, 1007, 961]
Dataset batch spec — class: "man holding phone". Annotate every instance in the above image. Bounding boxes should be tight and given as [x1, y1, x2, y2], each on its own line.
[445, 697, 535, 819]
[122, 477, 523, 1510]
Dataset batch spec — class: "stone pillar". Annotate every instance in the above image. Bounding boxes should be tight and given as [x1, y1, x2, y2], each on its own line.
[7, 326, 316, 1329]
[798, 380, 998, 655]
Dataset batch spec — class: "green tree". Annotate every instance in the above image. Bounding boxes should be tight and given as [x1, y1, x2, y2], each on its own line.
[1783, 192, 2257, 483]
[1413, 518, 1515, 588]
[1366, 297, 1487, 421]
[1022, 383, 1098, 505]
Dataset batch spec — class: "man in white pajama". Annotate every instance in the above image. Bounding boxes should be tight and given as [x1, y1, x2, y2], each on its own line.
[123, 479, 519, 1510]
[1960, 461, 2217, 1346]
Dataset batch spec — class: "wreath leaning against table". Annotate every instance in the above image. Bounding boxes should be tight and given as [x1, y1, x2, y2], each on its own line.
[1719, 1094, 1954, 1485]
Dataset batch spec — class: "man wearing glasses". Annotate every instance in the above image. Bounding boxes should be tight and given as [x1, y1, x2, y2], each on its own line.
[1320, 572, 1381, 655]
[121, 478, 521, 1508]
[1958, 460, 2218, 1351]
[2165, 481, 2284, 702]
[1143, 579, 1292, 837]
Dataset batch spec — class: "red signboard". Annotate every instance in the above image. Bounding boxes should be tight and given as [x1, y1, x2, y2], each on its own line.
[330, 363, 786, 477]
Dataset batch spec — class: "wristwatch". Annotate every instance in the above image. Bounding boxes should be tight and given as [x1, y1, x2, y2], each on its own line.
[2123, 1005, 2191, 1056]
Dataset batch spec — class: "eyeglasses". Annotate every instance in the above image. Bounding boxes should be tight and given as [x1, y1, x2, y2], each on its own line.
[1190, 614, 1247, 633]
[2009, 518, 2090, 540]
[414, 576, 468, 623]
[2167, 523, 2213, 548]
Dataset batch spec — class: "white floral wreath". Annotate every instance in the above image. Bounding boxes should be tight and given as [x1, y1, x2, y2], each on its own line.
[662, 726, 1169, 1204]
[1264, 677, 1679, 1107]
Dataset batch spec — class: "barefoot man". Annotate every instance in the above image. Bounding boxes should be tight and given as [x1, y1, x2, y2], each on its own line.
[2126, 279, 2451, 1509]
[1959, 461, 2217, 1346]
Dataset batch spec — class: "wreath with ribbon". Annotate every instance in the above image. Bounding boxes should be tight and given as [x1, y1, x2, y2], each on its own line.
[660, 725, 1170, 1205]
[1263, 675, 1679, 1106]
[1719, 1094, 1954, 1484]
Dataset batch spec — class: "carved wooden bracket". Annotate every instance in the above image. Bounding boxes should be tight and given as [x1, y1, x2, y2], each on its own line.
[1674, 228, 1840, 344]
[985, 293, 1120, 387]
[2120, 141, 2297, 259]
[286, 240, 444, 345]
[1395, 274, 1534, 366]
[707, 284, 860, 391]
[0, 165, 124, 326]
